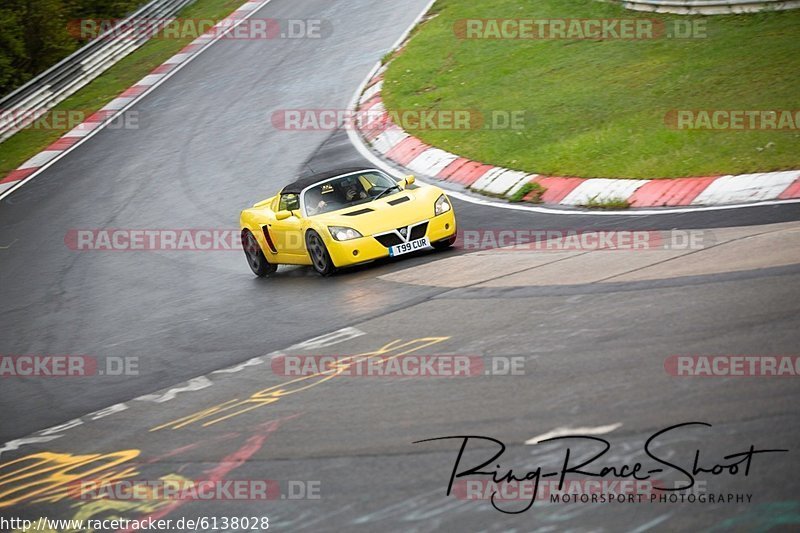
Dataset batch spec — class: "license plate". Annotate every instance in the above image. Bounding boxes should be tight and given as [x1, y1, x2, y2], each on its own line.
[388, 237, 430, 257]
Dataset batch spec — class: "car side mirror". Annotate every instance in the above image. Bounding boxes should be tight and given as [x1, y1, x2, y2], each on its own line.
[275, 210, 292, 220]
[404, 175, 415, 186]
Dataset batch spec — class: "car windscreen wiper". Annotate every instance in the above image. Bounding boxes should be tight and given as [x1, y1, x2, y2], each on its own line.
[373, 185, 401, 201]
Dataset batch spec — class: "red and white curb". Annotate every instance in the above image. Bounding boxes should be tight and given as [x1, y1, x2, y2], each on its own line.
[353, 67, 800, 210]
[0, 0, 271, 201]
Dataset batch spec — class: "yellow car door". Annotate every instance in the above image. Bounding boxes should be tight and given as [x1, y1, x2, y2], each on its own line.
[266, 193, 308, 263]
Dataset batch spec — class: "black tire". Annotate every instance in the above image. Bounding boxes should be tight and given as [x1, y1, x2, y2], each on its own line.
[306, 230, 337, 276]
[242, 229, 277, 277]
[433, 234, 456, 250]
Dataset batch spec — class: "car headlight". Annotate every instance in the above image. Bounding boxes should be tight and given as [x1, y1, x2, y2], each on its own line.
[434, 194, 452, 216]
[328, 226, 363, 241]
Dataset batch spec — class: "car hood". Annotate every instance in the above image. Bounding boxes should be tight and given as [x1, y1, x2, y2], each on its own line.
[311, 185, 444, 236]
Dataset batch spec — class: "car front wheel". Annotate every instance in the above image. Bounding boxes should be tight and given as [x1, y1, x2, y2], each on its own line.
[306, 230, 337, 276]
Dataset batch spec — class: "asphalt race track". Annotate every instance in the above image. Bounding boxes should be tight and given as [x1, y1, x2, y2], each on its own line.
[0, 0, 798, 531]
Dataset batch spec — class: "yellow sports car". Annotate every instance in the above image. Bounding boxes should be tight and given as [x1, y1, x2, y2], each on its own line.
[240, 167, 457, 276]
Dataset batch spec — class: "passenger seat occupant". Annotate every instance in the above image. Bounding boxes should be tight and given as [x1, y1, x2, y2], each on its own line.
[306, 189, 326, 215]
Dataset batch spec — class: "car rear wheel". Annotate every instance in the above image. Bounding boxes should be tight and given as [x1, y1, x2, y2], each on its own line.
[242, 229, 277, 277]
[306, 230, 337, 276]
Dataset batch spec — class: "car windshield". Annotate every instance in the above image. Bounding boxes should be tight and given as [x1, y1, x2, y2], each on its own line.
[304, 171, 399, 216]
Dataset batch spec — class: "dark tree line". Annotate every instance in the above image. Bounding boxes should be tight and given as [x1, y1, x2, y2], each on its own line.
[0, 0, 146, 97]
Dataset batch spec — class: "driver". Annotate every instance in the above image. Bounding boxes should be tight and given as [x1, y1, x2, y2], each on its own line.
[341, 177, 367, 202]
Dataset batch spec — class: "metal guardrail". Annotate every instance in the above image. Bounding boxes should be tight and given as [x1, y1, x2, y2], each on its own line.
[622, 0, 800, 14]
[0, 0, 196, 143]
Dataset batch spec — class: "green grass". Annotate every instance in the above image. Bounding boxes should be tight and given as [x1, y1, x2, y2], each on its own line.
[582, 196, 631, 209]
[381, 0, 800, 178]
[0, 0, 245, 178]
[509, 181, 545, 202]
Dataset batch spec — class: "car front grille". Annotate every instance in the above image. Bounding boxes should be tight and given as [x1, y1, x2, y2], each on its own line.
[374, 233, 403, 247]
[409, 222, 428, 241]
[374, 221, 429, 248]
